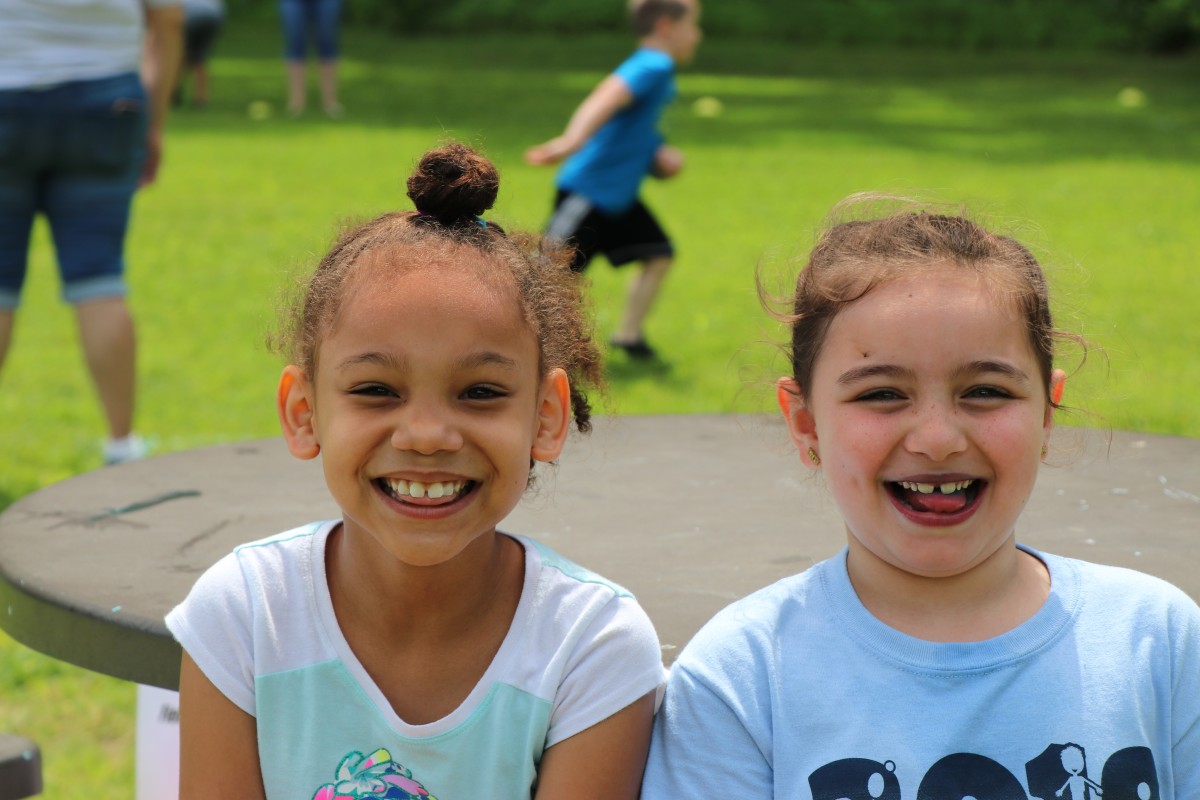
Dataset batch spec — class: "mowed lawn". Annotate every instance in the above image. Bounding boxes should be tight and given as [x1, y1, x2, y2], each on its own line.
[1, 21, 1198, 798]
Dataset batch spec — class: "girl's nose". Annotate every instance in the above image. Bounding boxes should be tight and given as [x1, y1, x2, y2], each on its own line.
[390, 402, 463, 455]
[904, 401, 968, 461]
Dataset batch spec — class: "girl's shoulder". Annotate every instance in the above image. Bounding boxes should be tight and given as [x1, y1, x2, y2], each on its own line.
[173, 520, 330, 617]
[507, 533, 659, 654]
[516, 534, 637, 599]
[671, 554, 839, 671]
[1037, 547, 1198, 610]
[502, 535, 665, 747]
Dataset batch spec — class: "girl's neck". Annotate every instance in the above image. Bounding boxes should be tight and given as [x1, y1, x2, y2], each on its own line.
[326, 525, 527, 724]
[327, 524, 525, 643]
[845, 536, 1050, 643]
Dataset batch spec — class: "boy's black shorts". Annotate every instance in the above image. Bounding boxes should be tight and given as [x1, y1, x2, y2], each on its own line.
[546, 190, 674, 273]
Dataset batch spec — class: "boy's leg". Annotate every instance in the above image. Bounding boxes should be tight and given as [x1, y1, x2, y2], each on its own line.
[603, 200, 673, 358]
[614, 255, 671, 349]
[545, 190, 601, 272]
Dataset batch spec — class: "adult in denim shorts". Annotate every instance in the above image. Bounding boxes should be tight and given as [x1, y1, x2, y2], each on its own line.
[279, 0, 344, 117]
[0, 0, 183, 464]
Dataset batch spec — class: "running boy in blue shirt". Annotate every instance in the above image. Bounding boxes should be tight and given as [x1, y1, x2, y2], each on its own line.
[526, 0, 701, 360]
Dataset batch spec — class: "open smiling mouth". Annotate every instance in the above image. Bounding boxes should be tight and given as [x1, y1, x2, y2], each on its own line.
[887, 479, 983, 516]
[376, 478, 476, 507]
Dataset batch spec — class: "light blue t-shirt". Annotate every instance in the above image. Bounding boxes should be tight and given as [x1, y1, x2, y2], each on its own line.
[555, 47, 676, 214]
[642, 546, 1200, 800]
[167, 521, 665, 800]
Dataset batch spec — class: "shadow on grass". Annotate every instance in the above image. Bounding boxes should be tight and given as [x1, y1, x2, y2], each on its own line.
[605, 357, 674, 382]
[185, 21, 1200, 164]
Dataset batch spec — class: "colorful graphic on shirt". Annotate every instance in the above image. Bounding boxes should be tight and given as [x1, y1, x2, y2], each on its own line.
[807, 742, 1158, 800]
[311, 748, 438, 800]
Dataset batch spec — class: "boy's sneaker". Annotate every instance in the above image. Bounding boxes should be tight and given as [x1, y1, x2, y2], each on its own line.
[103, 434, 147, 465]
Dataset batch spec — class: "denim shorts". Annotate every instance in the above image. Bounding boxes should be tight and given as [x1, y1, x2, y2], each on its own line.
[279, 0, 342, 61]
[0, 72, 147, 310]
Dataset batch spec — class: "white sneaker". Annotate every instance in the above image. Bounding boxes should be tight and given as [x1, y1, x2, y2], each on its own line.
[103, 434, 147, 465]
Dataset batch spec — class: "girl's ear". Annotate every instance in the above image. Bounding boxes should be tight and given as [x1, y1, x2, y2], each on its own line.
[531, 368, 571, 463]
[777, 377, 819, 468]
[278, 365, 321, 460]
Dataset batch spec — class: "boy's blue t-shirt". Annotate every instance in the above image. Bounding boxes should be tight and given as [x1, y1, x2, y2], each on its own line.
[556, 47, 676, 215]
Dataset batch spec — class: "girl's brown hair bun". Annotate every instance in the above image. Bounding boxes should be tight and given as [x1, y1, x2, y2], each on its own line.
[406, 142, 500, 224]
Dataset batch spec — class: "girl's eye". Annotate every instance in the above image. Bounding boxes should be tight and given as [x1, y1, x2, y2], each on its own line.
[462, 385, 506, 401]
[964, 385, 1013, 400]
[855, 388, 905, 403]
[349, 384, 396, 398]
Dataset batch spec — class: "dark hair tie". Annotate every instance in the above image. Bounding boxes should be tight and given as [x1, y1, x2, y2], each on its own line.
[414, 211, 504, 234]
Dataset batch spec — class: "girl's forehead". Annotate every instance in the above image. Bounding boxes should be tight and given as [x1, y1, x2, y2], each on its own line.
[841, 265, 1026, 320]
[820, 272, 1030, 358]
[318, 255, 536, 361]
[343, 245, 519, 306]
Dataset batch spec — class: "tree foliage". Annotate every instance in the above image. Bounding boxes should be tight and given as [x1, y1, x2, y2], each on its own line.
[228, 0, 1197, 51]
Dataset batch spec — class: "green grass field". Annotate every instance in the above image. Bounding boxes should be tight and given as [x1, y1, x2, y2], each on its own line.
[1, 22, 1198, 798]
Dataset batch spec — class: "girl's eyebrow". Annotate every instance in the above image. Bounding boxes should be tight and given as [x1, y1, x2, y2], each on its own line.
[461, 351, 520, 371]
[836, 360, 1032, 386]
[337, 351, 402, 372]
[336, 350, 520, 372]
[836, 364, 914, 386]
[952, 360, 1032, 384]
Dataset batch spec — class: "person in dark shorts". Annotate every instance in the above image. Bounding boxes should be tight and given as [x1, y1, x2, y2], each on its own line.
[526, 0, 702, 360]
[176, 0, 224, 108]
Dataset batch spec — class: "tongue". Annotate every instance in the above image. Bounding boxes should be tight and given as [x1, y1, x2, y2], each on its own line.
[904, 489, 968, 514]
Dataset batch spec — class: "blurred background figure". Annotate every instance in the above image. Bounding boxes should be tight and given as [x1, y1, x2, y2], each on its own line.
[0, 0, 183, 465]
[279, 0, 344, 117]
[175, 0, 225, 109]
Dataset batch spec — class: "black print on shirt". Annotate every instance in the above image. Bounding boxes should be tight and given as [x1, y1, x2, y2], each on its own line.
[807, 743, 1157, 800]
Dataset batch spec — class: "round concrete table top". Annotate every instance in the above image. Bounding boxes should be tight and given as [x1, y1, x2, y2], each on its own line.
[1, 415, 1197, 689]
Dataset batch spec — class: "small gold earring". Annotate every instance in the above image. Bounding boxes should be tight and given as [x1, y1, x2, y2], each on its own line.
[1041, 443, 1048, 459]
[807, 447, 821, 466]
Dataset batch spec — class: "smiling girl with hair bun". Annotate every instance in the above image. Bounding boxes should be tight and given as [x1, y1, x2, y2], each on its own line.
[169, 142, 664, 800]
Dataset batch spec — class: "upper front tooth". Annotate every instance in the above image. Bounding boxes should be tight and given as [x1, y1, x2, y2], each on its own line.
[900, 480, 972, 494]
[388, 479, 465, 499]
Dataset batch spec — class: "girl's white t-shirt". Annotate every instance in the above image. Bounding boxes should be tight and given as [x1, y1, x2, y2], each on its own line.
[167, 521, 666, 800]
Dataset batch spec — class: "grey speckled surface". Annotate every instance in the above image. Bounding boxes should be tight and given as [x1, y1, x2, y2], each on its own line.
[1, 415, 1197, 688]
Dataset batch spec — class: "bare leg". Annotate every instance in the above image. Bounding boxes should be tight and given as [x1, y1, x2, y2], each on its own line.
[286, 60, 307, 114]
[614, 256, 672, 345]
[0, 309, 14, 374]
[74, 298, 136, 440]
[193, 64, 210, 106]
[319, 59, 342, 116]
